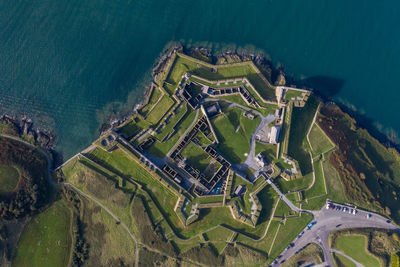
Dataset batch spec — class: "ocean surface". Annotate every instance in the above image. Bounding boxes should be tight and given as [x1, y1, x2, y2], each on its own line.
[1, 0, 400, 159]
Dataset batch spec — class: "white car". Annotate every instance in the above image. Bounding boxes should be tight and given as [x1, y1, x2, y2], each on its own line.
[353, 209, 357, 215]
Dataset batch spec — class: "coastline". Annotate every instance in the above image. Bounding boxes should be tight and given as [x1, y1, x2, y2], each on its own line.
[2, 44, 398, 166]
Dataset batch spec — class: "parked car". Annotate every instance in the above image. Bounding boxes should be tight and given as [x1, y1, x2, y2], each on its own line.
[349, 209, 353, 214]
[367, 214, 372, 218]
[352, 209, 357, 215]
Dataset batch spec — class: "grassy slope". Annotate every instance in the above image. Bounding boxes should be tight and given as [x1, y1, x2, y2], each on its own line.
[79, 196, 136, 266]
[0, 165, 19, 193]
[308, 124, 335, 157]
[332, 253, 357, 267]
[318, 103, 400, 220]
[287, 96, 319, 174]
[13, 200, 72, 267]
[283, 243, 324, 267]
[333, 234, 381, 267]
[268, 213, 313, 261]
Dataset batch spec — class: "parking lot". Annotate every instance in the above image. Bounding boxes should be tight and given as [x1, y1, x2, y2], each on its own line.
[270, 201, 397, 266]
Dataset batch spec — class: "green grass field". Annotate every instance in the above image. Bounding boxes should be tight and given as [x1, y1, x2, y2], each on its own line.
[309, 123, 335, 157]
[333, 234, 381, 267]
[303, 159, 326, 200]
[287, 96, 319, 174]
[118, 117, 151, 140]
[0, 164, 19, 194]
[145, 94, 175, 125]
[255, 142, 277, 162]
[204, 226, 234, 242]
[268, 213, 313, 260]
[84, 147, 179, 226]
[279, 101, 293, 157]
[140, 86, 162, 116]
[284, 89, 304, 101]
[332, 253, 356, 267]
[13, 200, 72, 267]
[323, 153, 347, 204]
[277, 171, 314, 193]
[78, 197, 137, 266]
[166, 54, 276, 101]
[147, 110, 198, 158]
[155, 103, 188, 141]
[212, 107, 260, 164]
[181, 141, 212, 172]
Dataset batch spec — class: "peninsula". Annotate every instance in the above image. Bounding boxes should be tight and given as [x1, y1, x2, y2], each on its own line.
[1, 47, 400, 267]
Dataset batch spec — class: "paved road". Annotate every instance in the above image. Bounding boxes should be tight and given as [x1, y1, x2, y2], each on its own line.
[266, 178, 303, 213]
[245, 113, 276, 172]
[330, 249, 364, 267]
[272, 202, 398, 266]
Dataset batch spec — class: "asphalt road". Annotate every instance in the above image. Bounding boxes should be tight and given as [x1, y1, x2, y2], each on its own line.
[271, 202, 399, 266]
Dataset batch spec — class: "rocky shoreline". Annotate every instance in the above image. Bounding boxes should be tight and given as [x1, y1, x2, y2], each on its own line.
[174, 45, 400, 151]
[0, 114, 56, 149]
[2, 44, 398, 164]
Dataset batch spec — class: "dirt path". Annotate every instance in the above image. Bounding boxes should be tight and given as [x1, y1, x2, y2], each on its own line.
[64, 183, 139, 267]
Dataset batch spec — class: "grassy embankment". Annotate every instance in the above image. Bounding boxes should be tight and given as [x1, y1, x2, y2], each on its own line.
[282, 243, 324, 267]
[332, 253, 357, 267]
[13, 200, 72, 267]
[301, 119, 345, 210]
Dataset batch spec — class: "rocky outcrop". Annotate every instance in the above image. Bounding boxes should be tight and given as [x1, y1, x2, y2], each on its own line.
[0, 114, 56, 150]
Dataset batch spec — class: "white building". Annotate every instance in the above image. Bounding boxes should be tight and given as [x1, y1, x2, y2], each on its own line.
[269, 126, 280, 144]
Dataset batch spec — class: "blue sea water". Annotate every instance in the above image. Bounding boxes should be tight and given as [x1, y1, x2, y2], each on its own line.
[1, 0, 399, 159]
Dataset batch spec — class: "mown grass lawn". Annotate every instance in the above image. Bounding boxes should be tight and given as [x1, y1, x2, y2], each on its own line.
[13, 200, 72, 267]
[148, 110, 197, 158]
[145, 94, 175, 125]
[140, 86, 162, 116]
[204, 226, 234, 242]
[333, 234, 381, 267]
[284, 89, 304, 101]
[0, 164, 19, 194]
[155, 103, 188, 141]
[303, 158, 326, 200]
[309, 123, 335, 157]
[181, 142, 211, 172]
[268, 213, 313, 261]
[212, 107, 260, 164]
[287, 96, 319, 174]
[166, 54, 276, 101]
